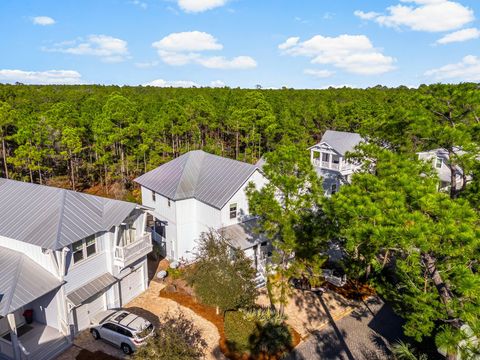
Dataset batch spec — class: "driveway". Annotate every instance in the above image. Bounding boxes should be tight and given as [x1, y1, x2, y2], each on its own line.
[287, 296, 405, 360]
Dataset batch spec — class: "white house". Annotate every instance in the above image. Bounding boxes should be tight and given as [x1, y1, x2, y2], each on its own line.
[309, 130, 364, 195]
[134, 150, 269, 271]
[0, 179, 152, 360]
[417, 148, 467, 192]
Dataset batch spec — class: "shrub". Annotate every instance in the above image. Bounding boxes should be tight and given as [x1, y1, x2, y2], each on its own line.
[224, 311, 257, 354]
[186, 231, 257, 313]
[240, 306, 286, 326]
[133, 312, 206, 360]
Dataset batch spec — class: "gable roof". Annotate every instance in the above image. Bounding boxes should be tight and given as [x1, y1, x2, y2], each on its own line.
[0, 179, 138, 250]
[0, 246, 62, 316]
[135, 150, 258, 209]
[313, 130, 364, 156]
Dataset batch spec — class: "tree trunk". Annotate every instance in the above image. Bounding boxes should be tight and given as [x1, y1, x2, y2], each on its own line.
[1, 137, 8, 179]
[70, 157, 75, 191]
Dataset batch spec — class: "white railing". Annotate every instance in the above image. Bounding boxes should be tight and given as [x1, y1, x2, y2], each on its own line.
[114, 233, 152, 266]
[312, 158, 353, 172]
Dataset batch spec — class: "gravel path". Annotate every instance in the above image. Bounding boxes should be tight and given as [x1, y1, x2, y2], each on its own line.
[286, 296, 405, 360]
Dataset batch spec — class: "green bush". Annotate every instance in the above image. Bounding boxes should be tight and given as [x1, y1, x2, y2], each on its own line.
[168, 267, 184, 280]
[224, 310, 293, 356]
[224, 311, 257, 354]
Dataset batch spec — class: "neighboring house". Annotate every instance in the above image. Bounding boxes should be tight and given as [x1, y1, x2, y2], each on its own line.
[309, 130, 364, 196]
[0, 179, 152, 360]
[134, 150, 269, 271]
[417, 148, 467, 192]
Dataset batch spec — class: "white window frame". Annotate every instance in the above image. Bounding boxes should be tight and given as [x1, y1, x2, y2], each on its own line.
[71, 235, 97, 264]
[151, 190, 156, 202]
[229, 203, 238, 219]
[435, 157, 443, 169]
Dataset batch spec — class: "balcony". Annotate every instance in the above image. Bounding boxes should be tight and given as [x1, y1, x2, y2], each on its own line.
[114, 233, 152, 268]
[312, 158, 353, 173]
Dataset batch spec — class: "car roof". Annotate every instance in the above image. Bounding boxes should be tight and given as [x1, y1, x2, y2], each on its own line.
[109, 311, 151, 332]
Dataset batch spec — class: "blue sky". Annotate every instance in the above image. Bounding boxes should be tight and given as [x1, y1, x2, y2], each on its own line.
[0, 0, 479, 88]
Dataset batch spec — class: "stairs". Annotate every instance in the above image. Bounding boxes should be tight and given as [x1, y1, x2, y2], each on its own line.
[25, 337, 71, 360]
[254, 271, 266, 289]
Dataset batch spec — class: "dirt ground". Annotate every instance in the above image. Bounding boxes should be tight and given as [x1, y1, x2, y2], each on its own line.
[256, 288, 358, 339]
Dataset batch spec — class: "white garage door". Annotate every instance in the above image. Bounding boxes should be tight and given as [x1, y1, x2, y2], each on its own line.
[120, 267, 144, 306]
[75, 292, 106, 332]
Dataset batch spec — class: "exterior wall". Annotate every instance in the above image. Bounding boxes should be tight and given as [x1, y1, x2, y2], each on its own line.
[0, 235, 57, 275]
[29, 290, 60, 330]
[141, 187, 177, 259]
[64, 232, 109, 293]
[176, 198, 199, 261]
[417, 151, 464, 190]
[220, 170, 267, 227]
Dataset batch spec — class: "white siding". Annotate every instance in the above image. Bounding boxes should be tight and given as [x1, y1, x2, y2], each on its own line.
[220, 170, 268, 226]
[0, 235, 58, 275]
[29, 290, 60, 330]
[64, 232, 109, 293]
[176, 198, 198, 261]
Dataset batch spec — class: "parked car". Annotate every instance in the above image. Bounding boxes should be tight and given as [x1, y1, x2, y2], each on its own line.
[90, 309, 155, 354]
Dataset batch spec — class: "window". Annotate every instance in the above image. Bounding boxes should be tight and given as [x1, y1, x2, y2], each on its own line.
[72, 240, 84, 264]
[168, 199, 171, 207]
[332, 155, 340, 164]
[86, 235, 97, 257]
[151, 191, 156, 202]
[71, 236, 97, 264]
[229, 203, 237, 219]
[322, 153, 330, 162]
[331, 184, 337, 194]
[102, 323, 119, 332]
[435, 157, 443, 169]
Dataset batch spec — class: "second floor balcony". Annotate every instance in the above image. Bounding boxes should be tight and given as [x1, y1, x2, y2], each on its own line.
[311, 152, 353, 173]
[113, 232, 152, 268]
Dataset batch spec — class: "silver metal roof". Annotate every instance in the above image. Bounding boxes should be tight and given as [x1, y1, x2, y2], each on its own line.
[0, 246, 62, 316]
[0, 179, 138, 250]
[312, 130, 364, 156]
[67, 273, 117, 307]
[219, 218, 267, 250]
[135, 150, 258, 209]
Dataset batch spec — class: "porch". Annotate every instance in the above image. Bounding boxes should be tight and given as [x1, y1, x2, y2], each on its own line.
[113, 233, 153, 268]
[0, 323, 69, 360]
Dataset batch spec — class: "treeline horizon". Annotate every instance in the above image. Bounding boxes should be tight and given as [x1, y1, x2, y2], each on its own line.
[0, 82, 478, 198]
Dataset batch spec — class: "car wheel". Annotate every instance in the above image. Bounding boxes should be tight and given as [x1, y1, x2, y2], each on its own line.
[121, 343, 133, 355]
[91, 329, 100, 340]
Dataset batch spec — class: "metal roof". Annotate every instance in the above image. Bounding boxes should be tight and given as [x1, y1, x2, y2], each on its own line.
[0, 246, 62, 316]
[67, 273, 117, 307]
[135, 150, 258, 209]
[311, 130, 364, 156]
[0, 179, 138, 250]
[219, 218, 267, 250]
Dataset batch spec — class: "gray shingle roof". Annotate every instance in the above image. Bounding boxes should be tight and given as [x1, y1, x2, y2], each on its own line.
[135, 150, 258, 209]
[315, 130, 364, 156]
[0, 179, 138, 250]
[67, 273, 117, 307]
[0, 246, 62, 316]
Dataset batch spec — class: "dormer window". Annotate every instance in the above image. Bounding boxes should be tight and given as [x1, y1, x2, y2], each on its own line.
[435, 157, 443, 169]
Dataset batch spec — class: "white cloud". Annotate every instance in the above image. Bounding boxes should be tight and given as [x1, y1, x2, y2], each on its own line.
[130, 0, 147, 9]
[196, 56, 256, 69]
[279, 34, 395, 75]
[153, 31, 222, 52]
[436, 27, 480, 44]
[355, 0, 474, 32]
[44, 35, 129, 62]
[0, 69, 82, 84]
[145, 79, 200, 87]
[210, 80, 226, 87]
[134, 61, 159, 68]
[32, 16, 55, 25]
[178, 0, 227, 13]
[304, 69, 335, 78]
[425, 55, 480, 81]
[152, 31, 257, 70]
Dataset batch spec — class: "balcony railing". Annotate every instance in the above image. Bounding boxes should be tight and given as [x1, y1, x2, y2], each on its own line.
[312, 159, 343, 171]
[114, 233, 152, 267]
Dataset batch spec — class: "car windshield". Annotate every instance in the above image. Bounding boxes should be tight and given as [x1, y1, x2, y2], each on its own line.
[135, 324, 153, 339]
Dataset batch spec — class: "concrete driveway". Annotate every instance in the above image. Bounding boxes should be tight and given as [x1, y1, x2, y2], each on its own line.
[286, 296, 405, 360]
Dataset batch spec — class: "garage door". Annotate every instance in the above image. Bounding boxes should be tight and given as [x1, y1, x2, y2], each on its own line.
[75, 292, 106, 332]
[120, 267, 144, 306]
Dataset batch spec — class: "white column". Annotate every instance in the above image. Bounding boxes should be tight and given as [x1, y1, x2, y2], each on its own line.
[7, 313, 21, 360]
[328, 152, 333, 169]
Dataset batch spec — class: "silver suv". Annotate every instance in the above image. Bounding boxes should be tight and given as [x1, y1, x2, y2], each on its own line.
[90, 309, 155, 355]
